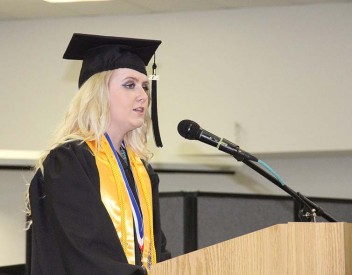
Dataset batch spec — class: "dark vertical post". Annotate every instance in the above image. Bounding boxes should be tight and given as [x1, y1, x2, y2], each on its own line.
[183, 192, 198, 253]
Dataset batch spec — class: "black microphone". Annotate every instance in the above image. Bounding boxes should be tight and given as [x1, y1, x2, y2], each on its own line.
[177, 119, 257, 162]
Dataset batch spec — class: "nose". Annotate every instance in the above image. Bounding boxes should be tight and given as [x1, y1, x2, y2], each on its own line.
[137, 86, 148, 102]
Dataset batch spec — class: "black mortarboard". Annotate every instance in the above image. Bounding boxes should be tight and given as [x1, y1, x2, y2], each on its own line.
[63, 33, 163, 147]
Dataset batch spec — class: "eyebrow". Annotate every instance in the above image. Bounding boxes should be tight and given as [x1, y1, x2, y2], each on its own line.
[123, 76, 149, 84]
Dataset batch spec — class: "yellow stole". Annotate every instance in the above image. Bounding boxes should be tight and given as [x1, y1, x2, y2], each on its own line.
[86, 136, 156, 271]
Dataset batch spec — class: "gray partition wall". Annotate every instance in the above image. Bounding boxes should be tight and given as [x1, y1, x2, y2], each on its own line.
[159, 192, 352, 258]
[158, 194, 185, 258]
[197, 194, 295, 249]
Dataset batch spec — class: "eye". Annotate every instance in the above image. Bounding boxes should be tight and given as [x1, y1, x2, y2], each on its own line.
[122, 82, 136, 89]
[142, 85, 149, 92]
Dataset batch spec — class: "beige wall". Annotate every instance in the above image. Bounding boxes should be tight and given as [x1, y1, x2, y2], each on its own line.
[1, 3, 352, 165]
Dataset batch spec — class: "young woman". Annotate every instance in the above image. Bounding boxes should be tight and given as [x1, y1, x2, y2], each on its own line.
[28, 33, 170, 275]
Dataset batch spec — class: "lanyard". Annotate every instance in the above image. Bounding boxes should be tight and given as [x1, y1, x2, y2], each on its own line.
[104, 133, 144, 251]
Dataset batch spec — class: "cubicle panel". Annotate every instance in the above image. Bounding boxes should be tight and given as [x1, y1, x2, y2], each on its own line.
[159, 194, 185, 257]
[197, 194, 295, 249]
[159, 192, 352, 257]
[311, 198, 352, 222]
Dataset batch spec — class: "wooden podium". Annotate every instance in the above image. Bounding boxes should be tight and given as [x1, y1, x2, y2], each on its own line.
[150, 222, 352, 275]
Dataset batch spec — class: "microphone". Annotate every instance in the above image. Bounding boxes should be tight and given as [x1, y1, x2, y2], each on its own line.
[177, 119, 257, 162]
[177, 121, 338, 222]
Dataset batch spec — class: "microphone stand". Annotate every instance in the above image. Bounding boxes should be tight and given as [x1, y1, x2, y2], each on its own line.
[233, 151, 338, 222]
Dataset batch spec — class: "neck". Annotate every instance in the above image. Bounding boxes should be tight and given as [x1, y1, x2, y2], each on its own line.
[106, 130, 124, 152]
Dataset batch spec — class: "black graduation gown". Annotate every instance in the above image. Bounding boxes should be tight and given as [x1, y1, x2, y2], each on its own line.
[29, 141, 170, 275]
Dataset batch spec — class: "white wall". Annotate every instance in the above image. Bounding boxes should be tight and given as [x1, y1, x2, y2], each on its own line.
[1, 2, 352, 266]
[157, 152, 352, 199]
[1, 3, 352, 165]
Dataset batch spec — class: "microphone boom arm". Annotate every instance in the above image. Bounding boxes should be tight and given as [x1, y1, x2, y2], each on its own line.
[240, 157, 338, 222]
[177, 119, 337, 222]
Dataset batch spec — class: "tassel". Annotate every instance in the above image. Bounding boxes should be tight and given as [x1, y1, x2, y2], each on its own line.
[151, 56, 163, 147]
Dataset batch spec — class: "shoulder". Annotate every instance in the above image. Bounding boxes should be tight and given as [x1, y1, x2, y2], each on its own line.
[142, 160, 159, 187]
[46, 141, 92, 162]
[43, 141, 96, 177]
[49, 140, 91, 157]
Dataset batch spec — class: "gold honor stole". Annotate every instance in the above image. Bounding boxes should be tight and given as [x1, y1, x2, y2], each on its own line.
[86, 136, 156, 270]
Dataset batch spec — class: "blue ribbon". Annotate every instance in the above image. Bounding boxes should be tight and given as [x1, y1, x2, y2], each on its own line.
[104, 133, 144, 249]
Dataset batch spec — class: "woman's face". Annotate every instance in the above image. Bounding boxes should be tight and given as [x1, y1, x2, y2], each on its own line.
[108, 68, 149, 136]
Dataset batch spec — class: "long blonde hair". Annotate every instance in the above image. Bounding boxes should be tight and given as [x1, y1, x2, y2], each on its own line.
[26, 70, 152, 224]
[37, 70, 152, 172]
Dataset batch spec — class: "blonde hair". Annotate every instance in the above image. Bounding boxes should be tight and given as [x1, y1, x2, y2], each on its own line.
[37, 69, 152, 171]
[26, 70, 152, 224]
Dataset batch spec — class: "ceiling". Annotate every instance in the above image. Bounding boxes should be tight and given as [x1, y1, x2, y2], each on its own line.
[0, 0, 349, 21]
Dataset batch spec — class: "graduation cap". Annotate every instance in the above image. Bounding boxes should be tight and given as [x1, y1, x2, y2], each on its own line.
[63, 33, 163, 147]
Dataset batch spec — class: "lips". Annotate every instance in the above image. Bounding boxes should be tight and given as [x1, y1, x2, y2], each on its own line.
[133, 107, 145, 113]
